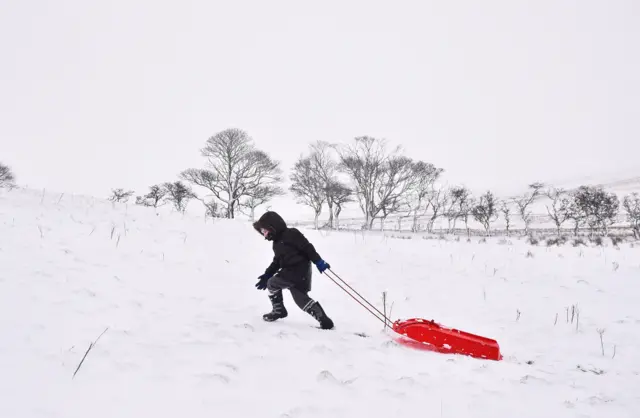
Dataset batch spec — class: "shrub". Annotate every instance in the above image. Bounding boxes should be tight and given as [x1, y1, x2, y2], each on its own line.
[572, 238, 586, 247]
[610, 236, 623, 247]
[546, 236, 568, 246]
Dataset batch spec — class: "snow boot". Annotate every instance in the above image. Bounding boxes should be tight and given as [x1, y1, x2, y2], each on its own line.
[305, 301, 334, 330]
[263, 291, 288, 322]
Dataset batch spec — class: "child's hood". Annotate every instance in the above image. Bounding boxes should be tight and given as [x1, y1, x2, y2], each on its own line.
[253, 211, 287, 235]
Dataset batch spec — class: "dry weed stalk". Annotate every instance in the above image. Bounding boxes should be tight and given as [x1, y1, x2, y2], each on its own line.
[72, 327, 109, 379]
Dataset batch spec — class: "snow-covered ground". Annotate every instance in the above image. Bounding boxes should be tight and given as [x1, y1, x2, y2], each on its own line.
[1, 187, 639, 418]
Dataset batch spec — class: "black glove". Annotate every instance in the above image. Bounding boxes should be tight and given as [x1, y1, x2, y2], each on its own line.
[255, 273, 272, 290]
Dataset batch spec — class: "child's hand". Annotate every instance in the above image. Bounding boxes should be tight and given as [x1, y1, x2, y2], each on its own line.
[255, 274, 271, 290]
[315, 259, 330, 273]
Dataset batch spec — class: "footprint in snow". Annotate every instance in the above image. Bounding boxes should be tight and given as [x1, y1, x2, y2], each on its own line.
[75, 288, 97, 298]
[519, 374, 550, 384]
[378, 388, 407, 398]
[280, 406, 333, 418]
[234, 323, 255, 332]
[310, 344, 331, 354]
[586, 395, 614, 405]
[217, 362, 239, 373]
[195, 372, 230, 384]
[381, 340, 399, 349]
[396, 376, 417, 386]
[316, 370, 357, 386]
[276, 330, 299, 339]
[316, 370, 339, 383]
[196, 320, 219, 329]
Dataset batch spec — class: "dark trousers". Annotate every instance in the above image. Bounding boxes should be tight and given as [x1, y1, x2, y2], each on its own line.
[267, 263, 315, 311]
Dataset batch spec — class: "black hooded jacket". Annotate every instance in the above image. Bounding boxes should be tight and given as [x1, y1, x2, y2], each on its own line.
[253, 211, 322, 277]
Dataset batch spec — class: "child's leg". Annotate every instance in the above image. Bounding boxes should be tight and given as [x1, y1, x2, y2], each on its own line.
[262, 274, 290, 322]
[289, 287, 315, 311]
[290, 287, 334, 330]
[266, 273, 291, 294]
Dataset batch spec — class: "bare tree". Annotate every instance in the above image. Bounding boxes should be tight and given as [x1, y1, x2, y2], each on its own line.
[203, 200, 216, 217]
[500, 201, 512, 236]
[443, 192, 457, 232]
[442, 186, 469, 233]
[180, 128, 283, 218]
[425, 186, 448, 233]
[461, 196, 476, 237]
[545, 187, 572, 236]
[239, 185, 284, 221]
[514, 182, 544, 234]
[290, 156, 326, 229]
[375, 155, 417, 230]
[194, 197, 222, 219]
[407, 162, 444, 232]
[109, 188, 134, 203]
[304, 141, 340, 227]
[566, 192, 586, 236]
[451, 187, 473, 236]
[325, 180, 354, 229]
[163, 181, 196, 213]
[338, 136, 415, 229]
[622, 192, 640, 239]
[0, 163, 16, 188]
[135, 185, 168, 208]
[472, 191, 499, 235]
[573, 186, 619, 236]
[337, 136, 383, 228]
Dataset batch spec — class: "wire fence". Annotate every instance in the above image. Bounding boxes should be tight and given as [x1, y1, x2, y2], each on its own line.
[288, 212, 635, 237]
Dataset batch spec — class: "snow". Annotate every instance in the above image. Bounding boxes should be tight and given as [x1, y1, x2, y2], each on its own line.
[1, 187, 639, 418]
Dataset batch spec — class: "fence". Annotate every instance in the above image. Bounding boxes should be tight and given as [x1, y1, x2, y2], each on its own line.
[289, 211, 635, 237]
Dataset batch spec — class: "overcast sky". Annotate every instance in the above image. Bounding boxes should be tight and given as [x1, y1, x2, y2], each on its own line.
[2, 1, 638, 220]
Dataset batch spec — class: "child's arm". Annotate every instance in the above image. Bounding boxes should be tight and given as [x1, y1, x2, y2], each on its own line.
[264, 255, 279, 277]
[288, 228, 322, 263]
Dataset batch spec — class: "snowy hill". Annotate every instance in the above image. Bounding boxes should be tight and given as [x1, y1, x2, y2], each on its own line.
[1, 187, 639, 417]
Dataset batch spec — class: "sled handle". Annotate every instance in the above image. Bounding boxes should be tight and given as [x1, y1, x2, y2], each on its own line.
[323, 269, 394, 328]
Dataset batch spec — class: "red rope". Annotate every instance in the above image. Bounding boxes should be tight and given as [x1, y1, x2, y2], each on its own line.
[323, 269, 394, 327]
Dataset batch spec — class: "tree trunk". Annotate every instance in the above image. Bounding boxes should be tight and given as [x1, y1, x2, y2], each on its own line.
[428, 218, 436, 233]
[228, 199, 237, 219]
[335, 205, 342, 229]
[447, 217, 458, 234]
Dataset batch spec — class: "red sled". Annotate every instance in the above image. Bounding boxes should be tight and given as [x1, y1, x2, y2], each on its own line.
[392, 318, 502, 361]
[320, 269, 502, 361]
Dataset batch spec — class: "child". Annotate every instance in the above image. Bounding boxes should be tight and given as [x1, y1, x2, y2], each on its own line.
[252, 211, 334, 330]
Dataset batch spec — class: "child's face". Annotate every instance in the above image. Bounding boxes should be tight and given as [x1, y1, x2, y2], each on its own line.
[260, 228, 270, 239]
